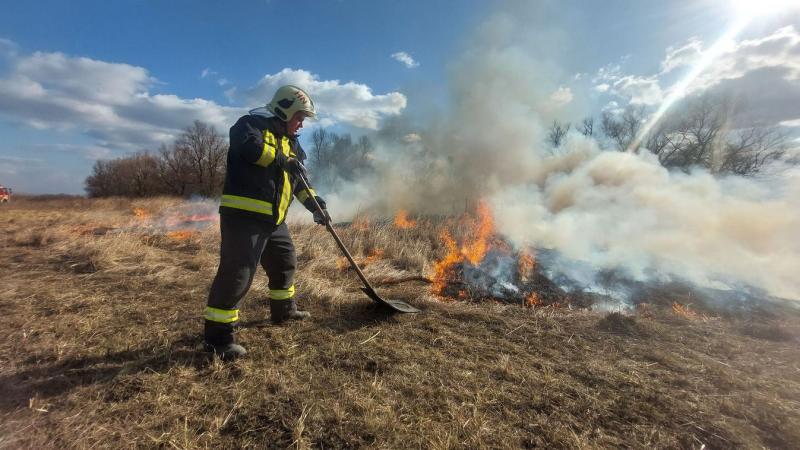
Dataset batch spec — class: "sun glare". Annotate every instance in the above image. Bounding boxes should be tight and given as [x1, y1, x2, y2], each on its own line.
[733, 0, 798, 18]
[628, 0, 798, 152]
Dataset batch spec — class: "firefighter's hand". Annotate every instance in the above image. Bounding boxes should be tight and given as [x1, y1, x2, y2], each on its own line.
[285, 158, 308, 179]
[313, 208, 331, 225]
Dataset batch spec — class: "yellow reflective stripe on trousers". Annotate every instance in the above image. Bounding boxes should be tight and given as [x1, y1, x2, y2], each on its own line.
[296, 188, 316, 204]
[204, 306, 239, 323]
[220, 194, 273, 215]
[276, 136, 293, 224]
[269, 285, 296, 300]
[255, 131, 277, 167]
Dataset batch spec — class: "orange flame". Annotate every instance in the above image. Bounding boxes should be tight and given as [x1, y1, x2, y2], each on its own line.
[364, 248, 385, 265]
[518, 249, 536, 281]
[132, 207, 151, 221]
[525, 292, 540, 307]
[337, 248, 384, 271]
[672, 302, 698, 320]
[462, 202, 494, 265]
[394, 210, 417, 229]
[431, 200, 495, 296]
[166, 230, 197, 241]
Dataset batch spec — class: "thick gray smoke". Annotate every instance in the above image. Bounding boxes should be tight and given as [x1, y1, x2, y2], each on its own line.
[308, 2, 800, 301]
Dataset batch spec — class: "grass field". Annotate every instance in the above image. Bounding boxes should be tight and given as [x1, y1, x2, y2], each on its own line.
[1, 197, 799, 449]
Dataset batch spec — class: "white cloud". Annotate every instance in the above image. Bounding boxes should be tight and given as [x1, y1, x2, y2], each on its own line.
[549, 87, 573, 106]
[240, 68, 406, 129]
[0, 48, 240, 151]
[0, 38, 18, 57]
[200, 67, 215, 78]
[592, 26, 800, 127]
[594, 83, 610, 93]
[391, 51, 419, 68]
[660, 37, 703, 74]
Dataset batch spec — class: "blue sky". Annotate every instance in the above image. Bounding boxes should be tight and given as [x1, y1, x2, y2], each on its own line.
[1, 0, 798, 194]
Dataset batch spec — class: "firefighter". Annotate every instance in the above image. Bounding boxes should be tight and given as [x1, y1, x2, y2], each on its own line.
[204, 85, 330, 360]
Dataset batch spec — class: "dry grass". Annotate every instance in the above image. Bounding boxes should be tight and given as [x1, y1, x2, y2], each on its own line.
[1, 197, 800, 449]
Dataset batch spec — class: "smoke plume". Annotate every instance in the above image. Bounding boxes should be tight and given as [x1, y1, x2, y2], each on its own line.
[312, 2, 800, 301]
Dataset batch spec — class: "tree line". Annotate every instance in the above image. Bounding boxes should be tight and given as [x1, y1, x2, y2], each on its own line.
[84, 120, 376, 198]
[86, 92, 793, 198]
[85, 121, 227, 198]
[546, 93, 790, 176]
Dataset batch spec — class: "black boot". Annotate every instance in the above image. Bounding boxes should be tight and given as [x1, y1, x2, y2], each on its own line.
[270, 299, 310, 325]
[204, 320, 247, 361]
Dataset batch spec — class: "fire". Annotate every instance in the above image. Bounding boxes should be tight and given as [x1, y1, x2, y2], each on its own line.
[337, 248, 385, 270]
[166, 230, 197, 241]
[525, 292, 540, 307]
[518, 249, 536, 282]
[462, 202, 494, 265]
[394, 210, 417, 229]
[431, 200, 495, 295]
[132, 207, 151, 221]
[672, 302, 698, 320]
[364, 248, 385, 265]
[431, 231, 462, 295]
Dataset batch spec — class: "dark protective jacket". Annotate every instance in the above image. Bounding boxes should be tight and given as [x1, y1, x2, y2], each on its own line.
[219, 114, 323, 224]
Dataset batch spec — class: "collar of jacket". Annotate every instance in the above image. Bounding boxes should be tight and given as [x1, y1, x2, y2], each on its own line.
[263, 116, 299, 141]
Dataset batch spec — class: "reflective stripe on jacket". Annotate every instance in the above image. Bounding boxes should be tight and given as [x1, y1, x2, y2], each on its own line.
[219, 114, 320, 224]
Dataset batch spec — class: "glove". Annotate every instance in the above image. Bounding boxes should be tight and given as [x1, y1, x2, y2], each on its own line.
[313, 208, 331, 225]
[284, 157, 308, 179]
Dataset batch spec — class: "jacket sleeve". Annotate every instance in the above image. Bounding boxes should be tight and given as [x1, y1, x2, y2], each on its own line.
[294, 181, 325, 213]
[229, 117, 281, 167]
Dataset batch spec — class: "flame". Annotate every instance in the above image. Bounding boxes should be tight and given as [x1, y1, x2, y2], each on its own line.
[431, 200, 495, 296]
[166, 230, 197, 241]
[364, 248, 385, 265]
[672, 302, 698, 320]
[337, 248, 384, 270]
[525, 292, 540, 307]
[394, 210, 417, 229]
[518, 249, 536, 281]
[132, 207, 151, 221]
[431, 230, 462, 295]
[462, 202, 494, 265]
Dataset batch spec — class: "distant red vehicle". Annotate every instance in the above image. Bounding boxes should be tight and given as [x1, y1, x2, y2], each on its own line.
[0, 185, 11, 203]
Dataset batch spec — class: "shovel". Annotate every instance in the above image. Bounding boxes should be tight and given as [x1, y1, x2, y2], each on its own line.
[297, 173, 421, 313]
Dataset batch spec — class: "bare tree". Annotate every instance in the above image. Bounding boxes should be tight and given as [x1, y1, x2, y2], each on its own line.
[85, 152, 165, 197]
[644, 94, 787, 175]
[718, 126, 786, 175]
[172, 121, 227, 196]
[600, 105, 646, 151]
[546, 120, 570, 148]
[579, 117, 594, 137]
[310, 127, 333, 170]
[158, 142, 194, 196]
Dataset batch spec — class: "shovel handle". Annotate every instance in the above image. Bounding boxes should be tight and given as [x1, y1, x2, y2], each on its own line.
[297, 174, 378, 293]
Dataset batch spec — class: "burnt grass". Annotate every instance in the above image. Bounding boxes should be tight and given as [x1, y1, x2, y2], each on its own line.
[2, 198, 800, 449]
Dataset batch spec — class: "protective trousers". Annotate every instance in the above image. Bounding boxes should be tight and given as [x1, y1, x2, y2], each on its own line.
[204, 214, 296, 346]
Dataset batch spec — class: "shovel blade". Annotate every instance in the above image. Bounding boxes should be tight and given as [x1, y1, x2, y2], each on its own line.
[360, 288, 421, 314]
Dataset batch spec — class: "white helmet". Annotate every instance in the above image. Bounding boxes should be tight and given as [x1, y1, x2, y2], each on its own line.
[266, 85, 316, 121]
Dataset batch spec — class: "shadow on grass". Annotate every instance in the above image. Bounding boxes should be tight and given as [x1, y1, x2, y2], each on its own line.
[0, 334, 212, 412]
[238, 295, 410, 333]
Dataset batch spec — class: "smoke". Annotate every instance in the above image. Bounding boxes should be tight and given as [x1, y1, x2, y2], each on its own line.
[311, 1, 800, 301]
